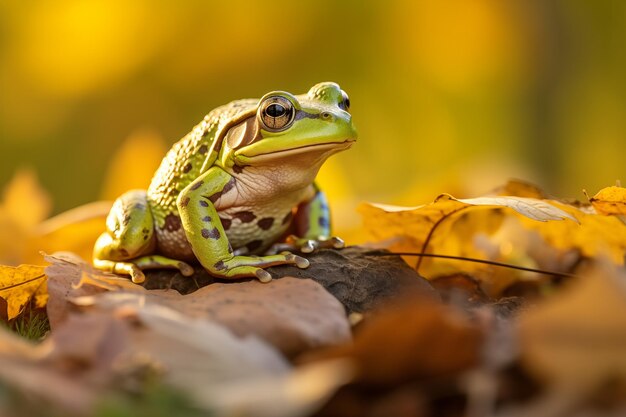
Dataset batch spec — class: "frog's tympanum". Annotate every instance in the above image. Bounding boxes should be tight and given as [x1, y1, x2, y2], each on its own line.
[93, 82, 356, 283]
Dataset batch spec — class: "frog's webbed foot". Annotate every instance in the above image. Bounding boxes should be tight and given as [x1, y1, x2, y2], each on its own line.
[213, 253, 310, 283]
[94, 255, 194, 284]
[266, 235, 345, 255]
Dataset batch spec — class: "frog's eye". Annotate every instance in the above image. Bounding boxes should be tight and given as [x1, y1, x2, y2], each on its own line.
[339, 90, 350, 111]
[259, 96, 295, 131]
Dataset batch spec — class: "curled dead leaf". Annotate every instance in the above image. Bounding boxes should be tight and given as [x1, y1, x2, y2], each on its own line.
[589, 186, 626, 216]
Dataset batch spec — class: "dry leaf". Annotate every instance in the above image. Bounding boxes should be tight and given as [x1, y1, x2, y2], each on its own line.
[0, 169, 111, 267]
[0, 326, 97, 416]
[519, 262, 626, 389]
[1, 168, 52, 230]
[45, 252, 145, 327]
[0, 169, 52, 265]
[203, 358, 353, 417]
[359, 193, 577, 283]
[516, 201, 626, 264]
[46, 254, 351, 357]
[589, 186, 626, 216]
[450, 195, 577, 223]
[317, 298, 483, 386]
[12, 253, 313, 415]
[359, 194, 576, 257]
[130, 303, 353, 417]
[99, 129, 167, 200]
[50, 289, 349, 417]
[360, 185, 626, 298]
[0, 264, 47, 320]
[363, 194, 575, 231]
[32, 201, 111, 265]
[79, 278, 352, 358]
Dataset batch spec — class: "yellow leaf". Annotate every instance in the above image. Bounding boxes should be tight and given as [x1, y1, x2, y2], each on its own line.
[99, 129, 167, 200]
[0, 265, 47, 320]
[0, 169, 52, 265]
[358, 192, 589, 297]
[359, 194, 575, 251]
[589, 186, 626, 216]
[1, 168, 52, 230]
[517, 201, 626, 264]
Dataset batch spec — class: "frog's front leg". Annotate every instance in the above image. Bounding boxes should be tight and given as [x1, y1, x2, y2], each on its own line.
[270, 184, 345, 254]
[178, 167, 309, 283]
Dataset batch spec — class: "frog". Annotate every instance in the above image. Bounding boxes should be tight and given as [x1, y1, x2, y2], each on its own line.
[93, 82, 356, 284]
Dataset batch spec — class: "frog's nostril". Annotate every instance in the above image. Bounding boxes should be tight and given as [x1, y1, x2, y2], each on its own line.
[321, 112, 331, 120]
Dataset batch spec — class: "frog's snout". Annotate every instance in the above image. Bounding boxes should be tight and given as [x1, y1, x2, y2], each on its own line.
[341, 115, 358, 142]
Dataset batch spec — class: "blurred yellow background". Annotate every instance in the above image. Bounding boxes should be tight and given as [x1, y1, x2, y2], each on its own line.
[0, 0, 624, 228]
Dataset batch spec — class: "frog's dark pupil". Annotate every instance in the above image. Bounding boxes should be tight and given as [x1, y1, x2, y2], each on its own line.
[266, 103, 285, 117]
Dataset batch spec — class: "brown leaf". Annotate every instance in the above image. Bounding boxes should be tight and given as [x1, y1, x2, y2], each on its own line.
[0, 326, 97, 416]
[11, 250, 353, 417]
[318, 298, 484, 386]
[82, 278, 351, 358]
[46, 254, 351, 358]
[45, 252, 145, 327]
[519, 262, 626, 390]
[50, 289, 349, 417]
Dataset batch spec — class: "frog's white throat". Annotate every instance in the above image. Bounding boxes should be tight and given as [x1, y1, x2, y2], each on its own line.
[231, 145, 345, 196]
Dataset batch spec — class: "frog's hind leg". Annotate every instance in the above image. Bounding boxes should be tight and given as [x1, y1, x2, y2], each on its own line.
[93, 190, 192, 283]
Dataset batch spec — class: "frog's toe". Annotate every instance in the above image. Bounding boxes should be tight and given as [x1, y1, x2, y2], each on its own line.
[177, 261, 195, 276]
[290, 254, 310, 268]
[218, 265, 273, 283]
[130, 268, 146, 284]
[300, 240, 316, 253]
[279, 235, 345, 253]
[114, 262, 145, 284]
[255, 269, 273, 283]
[328, 236, 345, 249]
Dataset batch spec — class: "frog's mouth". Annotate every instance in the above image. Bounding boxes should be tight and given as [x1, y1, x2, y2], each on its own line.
[237, 139, 355, 162]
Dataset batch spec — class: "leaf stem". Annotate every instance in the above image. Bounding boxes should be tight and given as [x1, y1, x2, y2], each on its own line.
[0, 274, 47, 292]
[415, 206, 466, 272]
[364, 251, 578, 278]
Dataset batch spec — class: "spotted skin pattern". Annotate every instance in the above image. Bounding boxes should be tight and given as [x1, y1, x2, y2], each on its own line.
[93, 82, 356, 283]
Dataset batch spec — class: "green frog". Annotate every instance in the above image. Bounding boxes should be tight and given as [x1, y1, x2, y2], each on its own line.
[93, 82, 356, 284]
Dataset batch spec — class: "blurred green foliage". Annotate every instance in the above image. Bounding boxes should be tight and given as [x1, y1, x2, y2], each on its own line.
[0, 0, 624, 215]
